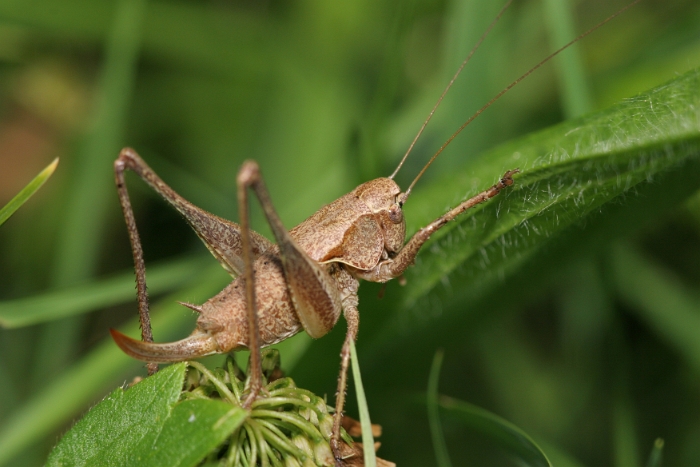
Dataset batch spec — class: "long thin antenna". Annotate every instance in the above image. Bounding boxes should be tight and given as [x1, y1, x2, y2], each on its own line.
[398, 0, 641, 204]
[389, 0, 513, 180]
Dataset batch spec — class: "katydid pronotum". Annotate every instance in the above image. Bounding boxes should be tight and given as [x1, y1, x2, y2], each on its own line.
[110, 0, 639, 462]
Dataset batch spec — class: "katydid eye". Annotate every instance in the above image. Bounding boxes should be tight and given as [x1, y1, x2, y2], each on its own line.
[388, 203, 403, 223]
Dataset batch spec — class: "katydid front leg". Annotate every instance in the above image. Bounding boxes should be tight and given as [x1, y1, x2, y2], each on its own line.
[353, 169, 519, 283]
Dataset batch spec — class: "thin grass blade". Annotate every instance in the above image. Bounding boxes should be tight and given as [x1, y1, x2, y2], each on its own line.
[439, 396, 551, 467]
[646, 438, 664, 467]
[427, 349, 452, 467]
[0, 256, 207, 328]
[0, 158, 58, 227]
[610, 244, 700, 372]
[350, 339, 376, 467]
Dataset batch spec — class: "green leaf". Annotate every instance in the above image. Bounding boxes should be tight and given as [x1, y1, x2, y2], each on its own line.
[370, 68, 700, 350]
[439, 396, 551, 467]
[47, 363, 185, 466]
[139, 399, 246, 467]
[46, 363, 247, 467]
[0, 158, 58, 227]
[0, 267, 228, 466]
[407, 68, 700, 303]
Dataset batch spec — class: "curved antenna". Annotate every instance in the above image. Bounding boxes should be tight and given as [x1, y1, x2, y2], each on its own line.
[389, 0, 513, 180]
[398, 0, 641, 204]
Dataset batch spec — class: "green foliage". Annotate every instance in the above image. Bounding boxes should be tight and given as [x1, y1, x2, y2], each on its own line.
[439, 397, 552, 467]
[1, 0, 699, 466]
[47, 363, 248, 467]
[394, 68, 700, 337]
[428, 349, 551, 467]
[0, 256, 207, 328]
[48, 351, 369, 466]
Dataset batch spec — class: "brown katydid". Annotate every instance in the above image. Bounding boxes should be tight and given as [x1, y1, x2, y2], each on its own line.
[110, 0, 639, 462]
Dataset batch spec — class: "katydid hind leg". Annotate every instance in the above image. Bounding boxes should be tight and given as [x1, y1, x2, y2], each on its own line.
[116, 148, 273, 278]
[237, 161, 343, 341]
[114, 153, 159, 375]
[235, 161, 264, 407]
[235, 160, 344, 407]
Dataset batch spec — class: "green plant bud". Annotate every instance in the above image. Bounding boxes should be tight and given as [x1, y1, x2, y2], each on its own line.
[298, 395, 320, 426]
[313, 439, 334, 466]
[211, 368, 228, 384]
[291, 433, 314, 458]
[284, 455, 303, 467]
[268, 377, 296, 392]
[317, 413, 333, 440]
[314, 397, 328, 415]
[183, 386, 211, 400]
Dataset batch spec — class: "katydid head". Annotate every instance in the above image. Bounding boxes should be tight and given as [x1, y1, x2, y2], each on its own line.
[354, 177, 406, 253]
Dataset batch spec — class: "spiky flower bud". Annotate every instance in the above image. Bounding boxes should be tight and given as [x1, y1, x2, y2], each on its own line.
[182, 349, 391, 466]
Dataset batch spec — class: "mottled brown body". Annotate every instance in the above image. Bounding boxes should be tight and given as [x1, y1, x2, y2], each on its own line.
[197, 253, 362, 351]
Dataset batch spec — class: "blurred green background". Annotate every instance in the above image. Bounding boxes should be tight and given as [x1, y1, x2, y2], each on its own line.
[0, 0, 699, 465]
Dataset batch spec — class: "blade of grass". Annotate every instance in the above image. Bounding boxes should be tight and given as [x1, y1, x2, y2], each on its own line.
[427, 349, 452, 467]
[535, 440, 589, 467]
[613, 390, 639, 467]
[0, 255, 207, 328]
[557, 258, 613, 370]
[542, 0, 593, 118]
[0, 158, 58, 227]
[350, 339, 376, 467]
[0, 0, 275, 77]
[646, 438, 664, 467]
[610, 244, 700, 372]
[439, 396, 552, 467]
[50, 0, 145, 287]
